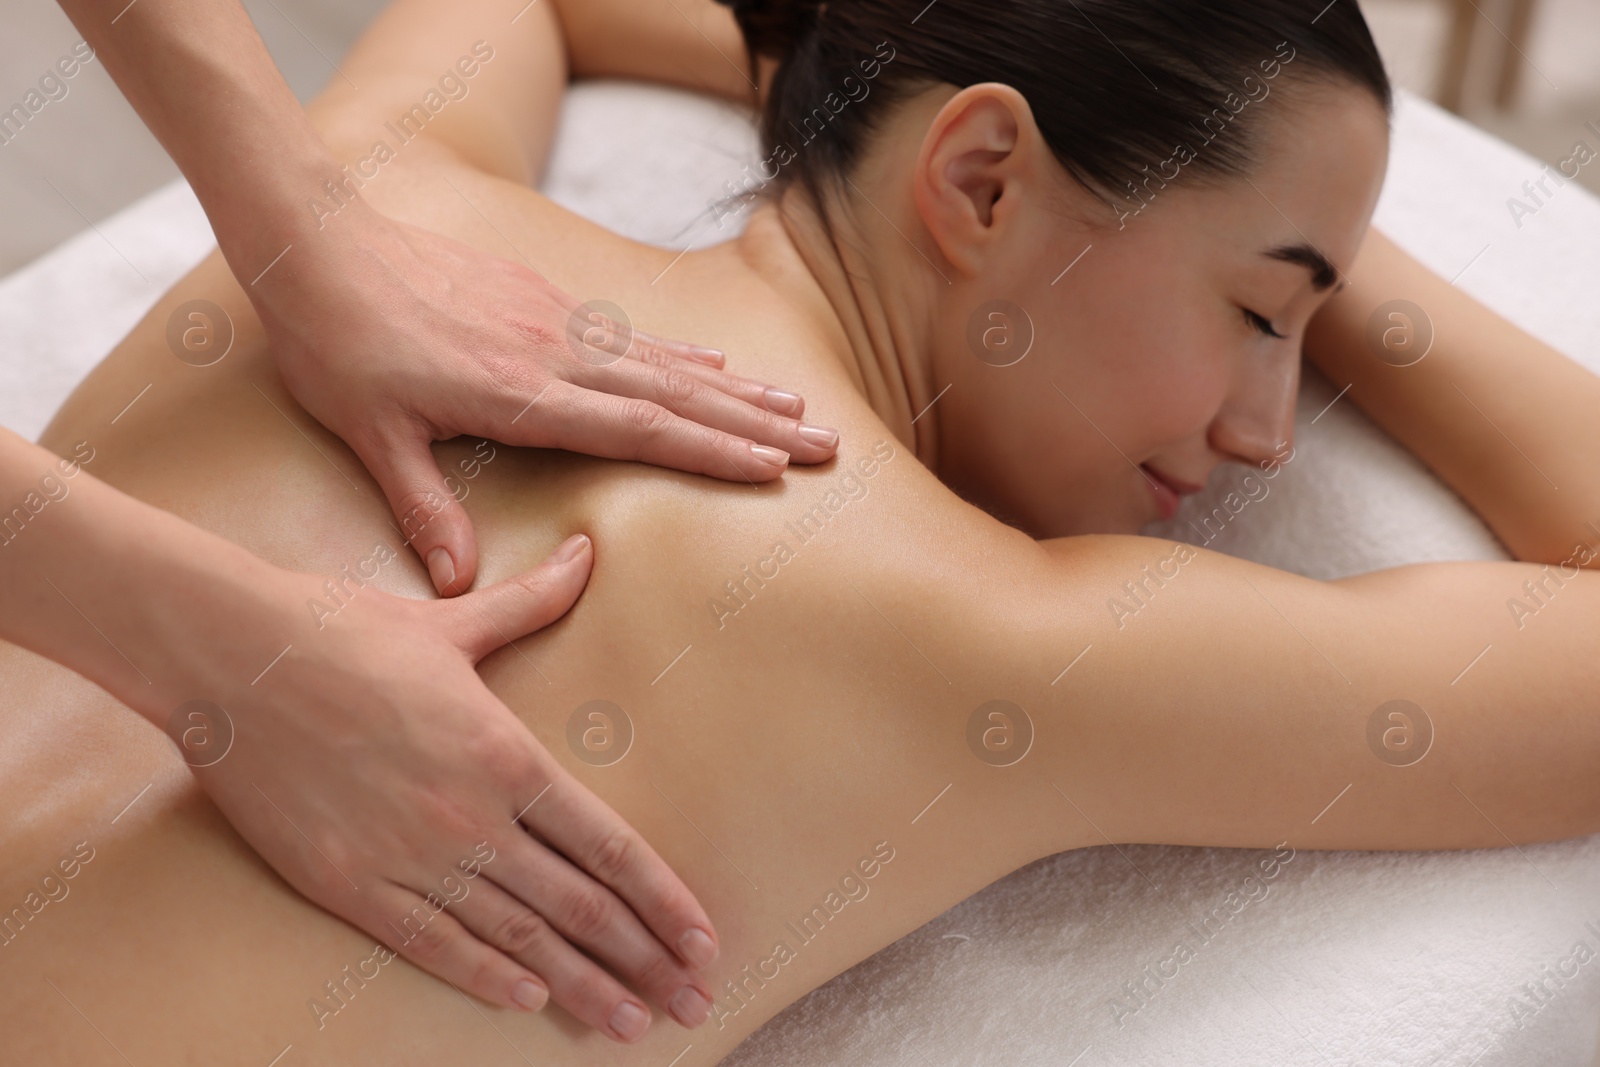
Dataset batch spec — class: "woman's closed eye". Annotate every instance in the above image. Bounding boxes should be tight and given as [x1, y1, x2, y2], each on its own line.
[1243, 307, 1288, 339]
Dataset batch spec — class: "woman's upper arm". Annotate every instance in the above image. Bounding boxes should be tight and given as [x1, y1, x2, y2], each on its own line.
[306, 0, 570, 184]
[551, 0, 758, 103]
[856, 483, 1600, 853]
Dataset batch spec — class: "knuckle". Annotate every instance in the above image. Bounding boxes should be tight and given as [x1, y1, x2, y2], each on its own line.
[630, 949, 687, 997]
[653, 369, 699, 409]
[635, 344, 674, 368]
[415, 786, 482, 846]
[557, 884, 616, 943]
[588, 827, 638, 885]
[401, 911, 455, 963]
[392, 488, 455, 545]
[300, 862, 345, 901]
[505, 379, 562, 435]
[475, 350, 538, 393]
[297, 839, 359, 900]
[490, 908, 551, 957]
[503, 315, 565, 354]
[620, 398, 672, 439]
[481, 740, 541, 798]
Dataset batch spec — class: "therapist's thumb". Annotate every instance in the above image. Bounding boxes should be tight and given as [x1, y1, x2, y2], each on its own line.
[443, 534, 593, 662]
[360, 431, 480, 597]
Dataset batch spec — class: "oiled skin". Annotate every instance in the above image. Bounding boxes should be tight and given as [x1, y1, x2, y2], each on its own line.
[4, 3, 1600, 1065]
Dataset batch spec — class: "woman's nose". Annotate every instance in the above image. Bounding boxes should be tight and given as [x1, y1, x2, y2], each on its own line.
[1208, 347, 1300, 467]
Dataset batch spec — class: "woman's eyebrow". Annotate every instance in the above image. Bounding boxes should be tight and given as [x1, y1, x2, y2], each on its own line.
[1262, 241, 1340, 292]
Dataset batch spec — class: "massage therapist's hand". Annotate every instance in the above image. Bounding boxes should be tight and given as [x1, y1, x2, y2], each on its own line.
[0, 432, 718, 1038]
[189, 532, 719, 1039]
[54, 0, 836, 601]
[255, 201, 840, 597]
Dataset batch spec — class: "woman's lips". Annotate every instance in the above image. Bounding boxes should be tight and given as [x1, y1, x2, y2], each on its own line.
[1141, 464, 1200, 521]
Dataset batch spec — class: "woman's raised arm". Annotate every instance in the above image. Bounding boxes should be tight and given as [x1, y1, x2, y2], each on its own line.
[830, 451, 1600, 861]
[1305, 227, 1600, 567]
[308, 0, 756, 178]
[979, 533, 1598, 857]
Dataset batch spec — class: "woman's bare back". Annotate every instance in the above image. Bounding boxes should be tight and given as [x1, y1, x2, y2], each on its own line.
[0, 134, 1091, 1061]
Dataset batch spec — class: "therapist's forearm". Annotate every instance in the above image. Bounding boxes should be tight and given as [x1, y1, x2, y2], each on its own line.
[0, 427, 281, 726]
[55, 0, 352, 279]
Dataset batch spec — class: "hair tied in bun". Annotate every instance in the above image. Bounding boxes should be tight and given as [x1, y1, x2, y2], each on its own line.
[716, 0, 826, 59]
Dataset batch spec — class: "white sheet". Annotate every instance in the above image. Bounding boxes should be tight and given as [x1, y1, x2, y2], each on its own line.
[3, 82, 1597, 1066]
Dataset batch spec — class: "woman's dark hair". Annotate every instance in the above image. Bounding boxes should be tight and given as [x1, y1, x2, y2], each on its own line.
[713, 0, 1391, 214]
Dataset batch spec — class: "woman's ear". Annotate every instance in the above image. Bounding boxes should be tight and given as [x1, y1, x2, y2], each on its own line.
[912, 83, 1042, 276]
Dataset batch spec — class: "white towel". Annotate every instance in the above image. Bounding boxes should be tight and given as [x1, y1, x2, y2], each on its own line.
[2, 82, 1596, 1066]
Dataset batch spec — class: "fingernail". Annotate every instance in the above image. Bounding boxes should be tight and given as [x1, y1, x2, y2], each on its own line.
[668, 985, 711, 1028]
[796, 424, 839, 449]
[609, 1000, 650, 1042]
[749, 444, 789, 467]
[686, 346, 725, 365]
[551, 533, 590, 564]
[426, 547, 455, 593]
[763, 387, 803, 416]
[677, 927, 718, 968]
[511, 979, 547, 1011]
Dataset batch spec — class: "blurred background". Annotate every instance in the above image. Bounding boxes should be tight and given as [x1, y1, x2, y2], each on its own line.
[0, 0, 1596, 276]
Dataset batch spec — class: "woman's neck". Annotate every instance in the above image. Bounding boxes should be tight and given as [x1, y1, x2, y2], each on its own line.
[735, 185, 947, 470]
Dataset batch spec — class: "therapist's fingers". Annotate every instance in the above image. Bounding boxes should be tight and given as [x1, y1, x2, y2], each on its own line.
[624, 327, 807, 418]
[448, 872, 709, 1040]
[355, 424, 480, 597]
[553, 305, 804, 417]
[359, 881, 549, 1012]
[626, 325, 728, 370]
[573, 357, 839, 464]
[481, 830, 711, 1026]
[503, 379, 793, 482]
[440, 533, 593, 662]
[629, 345, 809, 419]
[433, 535, 720, 980]
[516, 760, 721, 975]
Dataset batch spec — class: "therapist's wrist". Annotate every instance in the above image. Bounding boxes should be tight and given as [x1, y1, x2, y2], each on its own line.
[130, 538, 311, 731]
[232, 190, 395, 314]
[208, 145, 386, 302]
[42, 469, 312, 733]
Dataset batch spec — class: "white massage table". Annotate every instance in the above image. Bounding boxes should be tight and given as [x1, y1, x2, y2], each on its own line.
[3, 82, 1598, 1065]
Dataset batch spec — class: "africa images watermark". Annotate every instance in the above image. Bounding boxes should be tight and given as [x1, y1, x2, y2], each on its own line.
[391, 439, 500, 549]
[1504, 519, 1600, 631]
[0, 39, 97, 148]
[1112, 40, 1298, 230]
[1504, 918, 1600, 1031]
[708, 839, 896, 1029]
[307, 841, 497, 1030]
[566, 698, 633, 767]
[708, 41, 898, 229]
[0, 440, 97, 550]
[1104, 440, 1296, 631]
[1109, 841, 1296, 1028]
[1181, 438, 1296, 546]
[1105, 541, 1200, 632]
[709, 439, 897, 630]
[1504, 118, 1600, 230]
[0, 840, 96, 949]
[305, 542, 401, 629]
[305, 41, 497, 230]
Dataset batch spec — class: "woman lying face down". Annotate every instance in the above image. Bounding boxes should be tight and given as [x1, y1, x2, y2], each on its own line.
[722, 0, 1389, 536]
[8, 0, 1600, 1064]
